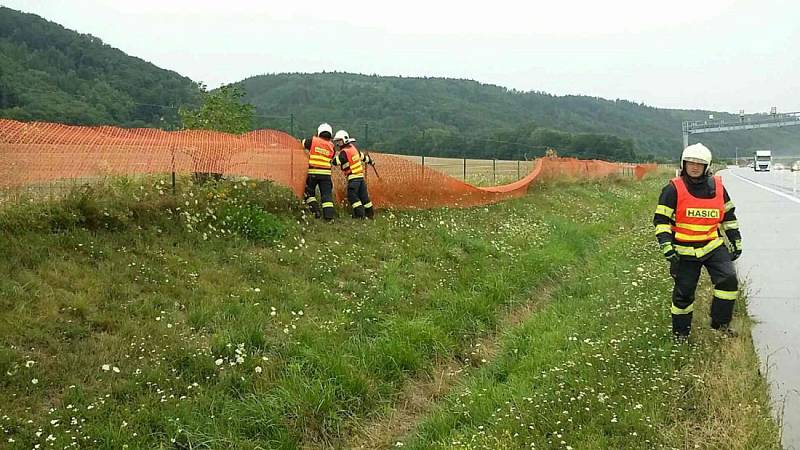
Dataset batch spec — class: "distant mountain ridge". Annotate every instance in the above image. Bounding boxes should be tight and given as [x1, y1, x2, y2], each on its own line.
[0, 6, 200, 128]
[1, 6, 797, 160]
[239, 72, 800, 160]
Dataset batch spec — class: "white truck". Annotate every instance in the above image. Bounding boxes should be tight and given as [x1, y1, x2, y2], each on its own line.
[754, 150, 772, 172]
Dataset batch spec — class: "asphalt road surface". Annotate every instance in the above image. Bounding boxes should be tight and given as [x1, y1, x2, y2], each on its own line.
[722, 167, 800, 449]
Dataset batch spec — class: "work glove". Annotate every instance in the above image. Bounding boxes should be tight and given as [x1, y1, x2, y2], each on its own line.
[664, 248, 679, 263]
[731, 240, 742, 261]
[663, 246, 680, 279]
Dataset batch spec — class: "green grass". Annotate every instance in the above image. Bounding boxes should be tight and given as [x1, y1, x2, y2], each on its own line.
[398, 204, 778, 449]
[0, 174, 777, 449]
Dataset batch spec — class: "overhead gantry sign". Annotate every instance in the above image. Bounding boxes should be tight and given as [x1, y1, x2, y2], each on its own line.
[682, 111, 800, 148]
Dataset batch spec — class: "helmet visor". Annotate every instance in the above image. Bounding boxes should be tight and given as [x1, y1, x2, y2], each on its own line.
[683, 157, 708, 165]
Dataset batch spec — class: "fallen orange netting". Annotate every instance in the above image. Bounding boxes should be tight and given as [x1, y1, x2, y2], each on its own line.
[0, 119, 656, 208]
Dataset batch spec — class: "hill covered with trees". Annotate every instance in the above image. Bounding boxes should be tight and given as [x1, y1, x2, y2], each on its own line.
[0, 7, 200, 128]
[240, 72, 800, 161]
[1, 6, 797, 161]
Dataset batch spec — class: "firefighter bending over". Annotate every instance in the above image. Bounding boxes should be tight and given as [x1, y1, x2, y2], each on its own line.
[302, 123, 336, 221]
[332, 130, 375, 219]
[653, 143, 743, 338]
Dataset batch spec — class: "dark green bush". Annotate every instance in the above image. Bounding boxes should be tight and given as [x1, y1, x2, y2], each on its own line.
[223, 204, 285, 242]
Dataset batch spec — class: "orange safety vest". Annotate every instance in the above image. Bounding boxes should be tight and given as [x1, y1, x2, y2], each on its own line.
[307, 137, 335, 176]
[671, 176, 724, 243]
[340, 145, 366, 180]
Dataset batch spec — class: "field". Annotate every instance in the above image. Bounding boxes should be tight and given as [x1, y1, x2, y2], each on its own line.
[0, 173, 778, 449]
[389, 155, 538, 186]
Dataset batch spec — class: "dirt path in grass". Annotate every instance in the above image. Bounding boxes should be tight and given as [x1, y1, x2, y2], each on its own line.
[343, 285, 555, 450]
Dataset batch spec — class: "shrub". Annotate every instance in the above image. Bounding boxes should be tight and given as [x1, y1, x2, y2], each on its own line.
[223, 204, 285, 242]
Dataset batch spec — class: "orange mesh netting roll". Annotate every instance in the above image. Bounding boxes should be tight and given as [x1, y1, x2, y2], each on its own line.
[0, 119, 656, 209]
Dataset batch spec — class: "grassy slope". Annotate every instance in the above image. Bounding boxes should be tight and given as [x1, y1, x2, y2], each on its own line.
[399, 182, 777, 449]
[0, 174, 777, 449]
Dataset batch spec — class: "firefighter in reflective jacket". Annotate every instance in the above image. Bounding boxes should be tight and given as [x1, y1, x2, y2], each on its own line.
[301, 123, 336, 221]
[653, 143, 743, 338]
[332, 130, 375, 219]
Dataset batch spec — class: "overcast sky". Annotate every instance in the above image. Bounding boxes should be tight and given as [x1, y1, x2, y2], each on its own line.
[4, 0, 798, 113]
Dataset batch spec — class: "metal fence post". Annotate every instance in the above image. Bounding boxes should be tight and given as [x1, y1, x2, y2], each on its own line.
[493, 159, 496, 184]
[171, 146, 176, 195]
[517, 160, 521, 179]
[463, 158, 467, 181]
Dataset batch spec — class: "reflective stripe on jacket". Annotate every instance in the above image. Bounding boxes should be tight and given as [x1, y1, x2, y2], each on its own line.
[671, 176, 724, 241]
[340, 145, 366, 180]
[307, 137, 334, 176]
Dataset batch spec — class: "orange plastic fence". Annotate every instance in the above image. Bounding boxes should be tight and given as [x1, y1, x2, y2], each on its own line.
[0, 119, 656, 208]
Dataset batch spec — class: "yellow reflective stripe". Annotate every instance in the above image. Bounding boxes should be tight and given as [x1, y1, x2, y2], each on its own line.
[351, 201, 363, 208]
[351, 162, 363, 171]
[674, 230, 719, 241]
[655, 204, 674, 218]
[309, 154, 331, 162]
[308, 169, 332, 175]
[364, 202, 373, 208]
[674, 238, 724, 258]
[675, 222, 717, 232]
[671, 303, 694, 315]
[661, 243, 674, 254]
[721, 220, 739, 230]
[714, 289, 738, 300]
[305, 197, 317, 204]
[724, 201, 735, 212]
[655, 224, 672, 234]
[734, 240, 743, 251]
[347, 173, 365, 180]
[321, 202, 334, 208]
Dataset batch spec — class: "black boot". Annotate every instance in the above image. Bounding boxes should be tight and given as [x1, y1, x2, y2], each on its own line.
[307, 200, 321, 219]
[711, 322, 738, 338]
[672, 313, 692, 339]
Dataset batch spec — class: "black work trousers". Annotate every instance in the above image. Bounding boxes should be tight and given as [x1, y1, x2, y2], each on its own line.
[346, 178, 373, 219]
[304, 174, 335, 220]
[671, 245, 739, 336]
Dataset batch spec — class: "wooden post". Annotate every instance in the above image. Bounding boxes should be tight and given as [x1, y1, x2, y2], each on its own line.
[171, 146, 177, 195]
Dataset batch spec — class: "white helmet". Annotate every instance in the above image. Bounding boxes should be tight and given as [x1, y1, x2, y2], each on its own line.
[333, 129, 356, 145]
[681, 143, 712, 175]
[317, 123, 333, 137]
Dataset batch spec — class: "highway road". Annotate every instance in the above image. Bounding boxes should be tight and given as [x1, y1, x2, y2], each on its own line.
[722, 167, 800, 449]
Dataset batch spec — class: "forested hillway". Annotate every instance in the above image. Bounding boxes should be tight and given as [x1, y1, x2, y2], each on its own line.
[240, 72, 800, 161]
[2, 6, 800, 163]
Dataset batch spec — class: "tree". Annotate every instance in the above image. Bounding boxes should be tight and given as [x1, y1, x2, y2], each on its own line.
[179, 84, 254, 134]
[178, 83, 256, 182]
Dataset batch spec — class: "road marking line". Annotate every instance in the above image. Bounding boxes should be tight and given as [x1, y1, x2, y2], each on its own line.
[726, 171, 800, 205]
